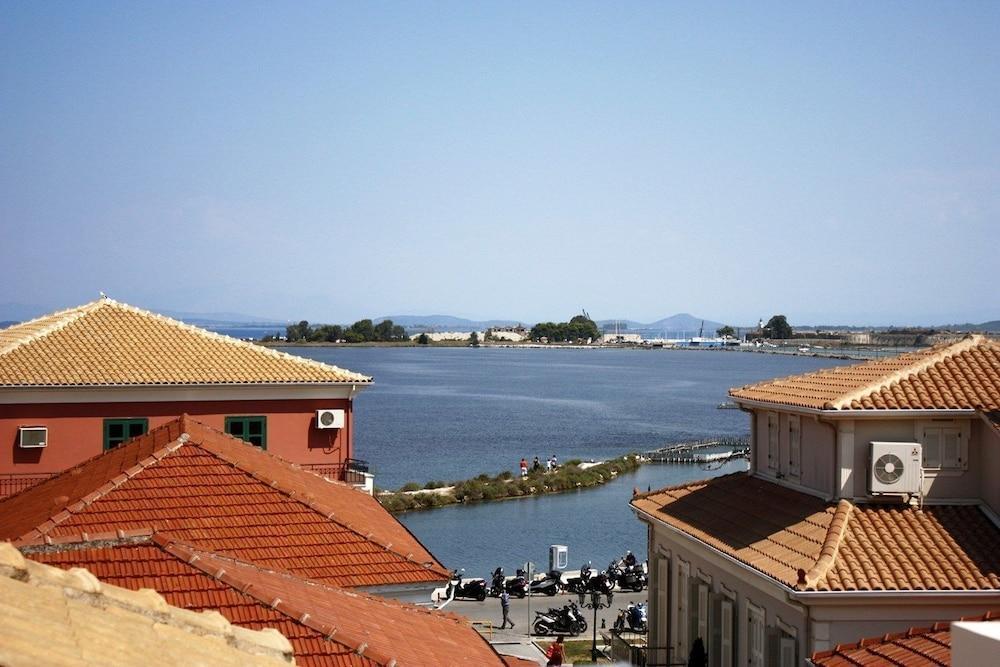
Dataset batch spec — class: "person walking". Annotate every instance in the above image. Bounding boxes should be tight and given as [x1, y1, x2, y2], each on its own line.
[499, 590, 514, 629]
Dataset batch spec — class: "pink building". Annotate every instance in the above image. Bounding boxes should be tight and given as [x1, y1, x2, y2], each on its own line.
[0, 298, 372, 497]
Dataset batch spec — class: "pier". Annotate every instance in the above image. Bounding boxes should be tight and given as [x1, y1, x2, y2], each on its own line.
[644, 436, 750, 464]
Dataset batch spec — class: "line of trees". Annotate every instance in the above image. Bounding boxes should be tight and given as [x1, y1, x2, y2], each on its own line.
[278, 319, 407, 343]
[530, 314, 600, 343]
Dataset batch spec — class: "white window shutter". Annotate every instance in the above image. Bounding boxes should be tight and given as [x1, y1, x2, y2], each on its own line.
[943, 429, 961, 468]
[720, 599, 734, 667]
[767, 413, 779, 470]
[779, 636, 796, 667]
[923, 427, 941, 468]
[748, 605, 765, 667]
[788, 415, 801, 478]
[677, 561, 690, 659]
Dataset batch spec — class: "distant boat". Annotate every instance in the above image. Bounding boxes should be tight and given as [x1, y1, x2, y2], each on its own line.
[798, 346, 810, 353]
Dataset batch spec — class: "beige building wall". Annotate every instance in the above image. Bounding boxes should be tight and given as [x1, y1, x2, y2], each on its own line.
[752, 409, 836, 499]
[979, 420, 1000, 515]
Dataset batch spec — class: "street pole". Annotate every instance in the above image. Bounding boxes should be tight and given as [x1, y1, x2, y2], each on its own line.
[578, 588, 613, 663]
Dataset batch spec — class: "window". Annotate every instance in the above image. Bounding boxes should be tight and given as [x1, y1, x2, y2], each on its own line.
[655, 557, 670, 667]
[689, 580, 709, 651]
[719, 597, 734, 667]
[747, 602, 765, 667]
[788, 415, 801, 478]
[225, 416, 267, 449]
[919, 424, 965, 470]
[103, 418, 148, 450]
[766, 413, 779, 471]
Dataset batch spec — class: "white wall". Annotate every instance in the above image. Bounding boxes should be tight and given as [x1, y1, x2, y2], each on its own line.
[752, 409, 836, 498]
[978, 419, 1000, 515]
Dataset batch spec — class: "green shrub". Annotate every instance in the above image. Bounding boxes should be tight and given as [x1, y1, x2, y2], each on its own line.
[424, 480, 447, 489]
[400, 482, 421, 492]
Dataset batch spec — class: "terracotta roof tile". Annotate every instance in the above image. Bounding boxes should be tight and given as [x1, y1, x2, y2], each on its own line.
[0, 416, 448, 587]
[632, 474, 1000, 591]
[0, 542, 294, 667]
[730, 336, 1000, 411]
[22, 534, 506, 667]
[0, 298, 370, 386]
[811, 610, 1000, 666]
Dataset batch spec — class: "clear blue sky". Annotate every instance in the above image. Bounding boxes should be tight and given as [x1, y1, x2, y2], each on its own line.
[2, 2, 997, 326]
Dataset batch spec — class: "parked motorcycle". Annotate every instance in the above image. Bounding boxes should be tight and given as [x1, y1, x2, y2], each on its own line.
[586, 568, 614, 595]
[505, 568, 528, 598]
[446, 569, 487, 601]
[490, 567, 505, 597]
[563, 562, 593, 594]
[528, 570, 562, 596]
[607, 559, 647, 592]
[532, 603, 588, 636]
[613, 602, 648, 633]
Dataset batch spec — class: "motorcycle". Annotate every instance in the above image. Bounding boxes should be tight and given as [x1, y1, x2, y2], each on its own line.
[490, 567, 505, 597]
[563, 562, 593, 594]
[532, 603, 588, 636]
[613, 602, 648, 633]
[607, 559, 647, 592]
[506, 568, 528, 598]
[446, 569, 487, 601]
[528, 570, 562, 596]
[586, 568, 614, 595]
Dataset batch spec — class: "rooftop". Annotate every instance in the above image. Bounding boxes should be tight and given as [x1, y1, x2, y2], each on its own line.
[22, 532, 507, 667]
[0, 297, 371, 387]
[0, 541, 294, 667]
[0, 415, 449, 587]
[730, 335, 1000, 411]
[631, 473, 1000, 592]
[811, 610, 1000, 666]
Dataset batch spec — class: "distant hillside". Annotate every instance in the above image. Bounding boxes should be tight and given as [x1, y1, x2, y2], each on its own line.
[162, 310, 284, 326]
[599, 313, 727, 336]
[940, 320, 1000, 333]
[375, 315, 523, 332]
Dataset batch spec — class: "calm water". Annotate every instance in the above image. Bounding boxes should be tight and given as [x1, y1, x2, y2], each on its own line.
[283, 347, 846, 578]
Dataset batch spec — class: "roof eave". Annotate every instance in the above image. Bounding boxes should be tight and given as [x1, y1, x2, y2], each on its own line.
[730, 397, 977, 418]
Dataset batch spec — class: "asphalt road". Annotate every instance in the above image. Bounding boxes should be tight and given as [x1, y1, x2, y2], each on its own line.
[445, 589, 648, 642]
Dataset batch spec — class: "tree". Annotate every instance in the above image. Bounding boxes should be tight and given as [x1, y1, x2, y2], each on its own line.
[374, 319, 396, 342]
[716, 325, 736, 338]
[286, 320, 310, 342]
[469, 332, 480, 347]
[764, 315, 793, 339]
[349, 319, 375, 342]
[417, 333, 430, 345]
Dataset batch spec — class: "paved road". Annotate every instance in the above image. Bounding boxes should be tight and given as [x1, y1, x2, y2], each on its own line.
[445, 589, 648, 642]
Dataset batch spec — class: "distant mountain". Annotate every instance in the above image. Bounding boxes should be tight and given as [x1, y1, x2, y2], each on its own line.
[375, 315, 523, 332]
[161, 310, 284, 325]
[598, 313, 727, 336]
[939, 320, 1000, 333]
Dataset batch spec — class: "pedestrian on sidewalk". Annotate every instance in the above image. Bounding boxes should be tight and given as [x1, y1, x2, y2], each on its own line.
[499, 590, 514, 629]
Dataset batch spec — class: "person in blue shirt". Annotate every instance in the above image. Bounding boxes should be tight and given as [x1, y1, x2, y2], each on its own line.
[499, 590, 514, 629]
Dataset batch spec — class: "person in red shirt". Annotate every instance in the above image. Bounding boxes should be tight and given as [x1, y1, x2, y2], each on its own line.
[545, 636, 564, 666]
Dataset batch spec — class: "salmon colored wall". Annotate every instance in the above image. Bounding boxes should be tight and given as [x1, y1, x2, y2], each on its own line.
[0, 398, 353, 475]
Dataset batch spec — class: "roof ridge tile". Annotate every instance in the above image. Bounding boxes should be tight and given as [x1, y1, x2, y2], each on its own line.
[0, 299, 101, 357]
[798, 499, 854, 590]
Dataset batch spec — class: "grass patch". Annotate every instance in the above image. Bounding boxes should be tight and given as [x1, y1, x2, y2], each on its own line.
[536, 639, 611, 664]
[378, 455, 642, 514]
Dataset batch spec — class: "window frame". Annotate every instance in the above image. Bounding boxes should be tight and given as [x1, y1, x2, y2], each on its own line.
[916, 420, 968, 472]
[224, 415, 268, 450]
[103, 418, 149, 451]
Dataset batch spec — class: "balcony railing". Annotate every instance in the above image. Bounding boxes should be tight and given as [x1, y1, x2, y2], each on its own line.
[0, 473, 55, 499]
[299, 458, 370, 486]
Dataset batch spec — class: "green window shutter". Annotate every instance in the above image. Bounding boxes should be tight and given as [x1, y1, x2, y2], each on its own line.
[103, 418, 149, 450]
[224, 416, 267, 450]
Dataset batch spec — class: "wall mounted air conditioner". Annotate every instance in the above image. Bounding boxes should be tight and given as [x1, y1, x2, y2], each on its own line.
[316, 409, 345, 430]
[19, 426, 48, 448]
[870, 442, 922, 496]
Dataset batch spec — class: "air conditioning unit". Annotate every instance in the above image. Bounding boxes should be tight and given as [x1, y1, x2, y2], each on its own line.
[870, 442, 922, 496]
[316, 409, 345, 430]
[19, 426, 48, 448]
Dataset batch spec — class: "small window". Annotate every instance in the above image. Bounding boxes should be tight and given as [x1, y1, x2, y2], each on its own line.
[225, 416, 267, 449]
[920, 425, 964, 470]
[103, 418, 148, 450]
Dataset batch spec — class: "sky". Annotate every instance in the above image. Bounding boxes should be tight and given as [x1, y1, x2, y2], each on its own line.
[1, 2, 997, 326]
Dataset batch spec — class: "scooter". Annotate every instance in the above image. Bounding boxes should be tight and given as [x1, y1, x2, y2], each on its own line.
[528, 570, 562, 596]
[563, 563, 593, 594]
[586, 568, 614, 595]
[446, 569, 488, 601]
[505, 568, 528, 598]
[532, 603, 588, 636]
[613, 602, 648, 633]
[607, 560, 647, 592]
[490, 567, 505, 597]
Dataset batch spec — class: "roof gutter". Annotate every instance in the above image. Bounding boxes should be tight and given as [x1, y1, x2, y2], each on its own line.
[730, 397, 975, 419]
[792, 589, 1000, 602]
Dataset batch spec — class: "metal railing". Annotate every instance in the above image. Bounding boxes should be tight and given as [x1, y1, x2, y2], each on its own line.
[0, 473, 55, 499]
[299, 458, 370, 485]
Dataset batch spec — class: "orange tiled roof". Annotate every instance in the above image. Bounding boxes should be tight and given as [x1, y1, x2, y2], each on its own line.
[0, 416, 449, 587]
[22, 533, 506, 667]
[0, 542, 294, 667]
[811, 610, 1000, 666]
[631, 474, 1000, 591]
[729, 335, 1000, 411]
[0, 298, 371, 386]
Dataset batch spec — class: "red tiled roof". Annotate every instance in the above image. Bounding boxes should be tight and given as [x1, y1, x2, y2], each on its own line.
[811, 610, 1000, 666]
[0, 416, 448, 587]
[23, 532, 506, 666]
[0, 298, 371, 386]
[730, 335, 1000, 411]
[632, 474, 1000, 591]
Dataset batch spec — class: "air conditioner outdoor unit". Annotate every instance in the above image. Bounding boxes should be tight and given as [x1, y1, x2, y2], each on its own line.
[316, 409, 345, 430]
[870, 442, 922, 496]
[19, 426, 48, 448]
